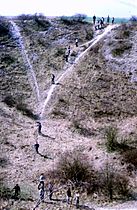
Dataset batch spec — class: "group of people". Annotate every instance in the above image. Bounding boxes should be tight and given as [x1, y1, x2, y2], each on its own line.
[50, 38, 79, 88]
[93, 15, 115, 30]
[33, 174, 80, 209]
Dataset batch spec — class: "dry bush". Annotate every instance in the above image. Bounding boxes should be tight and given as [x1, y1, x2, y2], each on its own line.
[0, 16, 11, 37]
[16, 103, 39, 120]
[96, 165, 130, 200]
[60, 14, 87, 25]
[3, 95, 16, 107]
[112, 42, 132, 57]
[47, 151, 130, 200]
[48, 151, 95, 186]
[122, 148, 137, 168]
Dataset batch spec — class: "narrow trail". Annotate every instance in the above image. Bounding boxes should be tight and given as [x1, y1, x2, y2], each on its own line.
[40, 24, 118, 118]
[10, 21, 40, 104]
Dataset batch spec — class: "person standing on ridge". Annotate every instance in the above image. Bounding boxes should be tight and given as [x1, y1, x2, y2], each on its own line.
[112, 17, 115, 24]
[93, 15, 96, 24]
[102, 17, 105, 23]
[107, 15, 110, 24]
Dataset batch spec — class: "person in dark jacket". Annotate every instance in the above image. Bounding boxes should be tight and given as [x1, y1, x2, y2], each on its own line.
[13, 184, 20, 199]
[37, 121, 42, 134]
[34, 142, 39, 154]
[51, 74, 55, 84]
[93, 15, 96, 24]
[66, 187, 71, 204]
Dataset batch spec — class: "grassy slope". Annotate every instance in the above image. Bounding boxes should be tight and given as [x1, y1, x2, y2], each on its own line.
[1, 17, 137, 209]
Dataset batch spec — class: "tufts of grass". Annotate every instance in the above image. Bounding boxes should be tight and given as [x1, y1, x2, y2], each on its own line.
[105, 126, 129, 152]
[112, 42, 132, 57]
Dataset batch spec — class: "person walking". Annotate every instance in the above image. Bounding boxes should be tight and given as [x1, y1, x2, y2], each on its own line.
[75, 191, 80, 208]
[75, 38, 78, 47]
[37, 121, 42, 135]
[48, 182, 53, 200]
[93, 15, 96, 24]
[66, 187, 71, 204]
[65, 46, 70, 62]
[34, 142, 39, 154]
[33, 183, 45, 210]
[12, 184, 20, 199]
[51, 74, 55, 84]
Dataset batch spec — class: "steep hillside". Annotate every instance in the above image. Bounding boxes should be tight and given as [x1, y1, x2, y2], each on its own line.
[0, 16, 137, 210]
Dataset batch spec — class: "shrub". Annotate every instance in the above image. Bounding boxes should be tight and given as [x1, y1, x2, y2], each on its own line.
[55, 48, 65, 57]
[52, 151, 95, 185]
[60, 14, 87, 25]
[3, 95, 16, 107]
[112, 42, 132, 57]
[105, 126, 118, 152]
[16, 103, 39, 120]
[97, 164, 130, 200]
[72, 120, 93, 137]
[0, 184, 12, 199]
[105, 126, 129, 152]
[0, 157, 8, 168]
[0, 16, 10, 37]
[122, 148, 137, 168]
[34, 14, 50, 29]
[71, 14, 87, 22]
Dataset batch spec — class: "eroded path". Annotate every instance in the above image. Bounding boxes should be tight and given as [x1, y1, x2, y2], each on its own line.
[40, 24, 118, 118]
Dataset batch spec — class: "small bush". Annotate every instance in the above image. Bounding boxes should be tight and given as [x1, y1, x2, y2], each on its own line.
[52, 151, 94, 185]
[97, 165, 130, 200]
[16, 103, 39, 120]
[0, 157, 8, 168]
[34, 14, 50, 29]
[55, 48, 65, 57]
[72, 121, 93, 137]
[122, 148, 137, 168]
[105, 126, 119, 152]
[1, 54, 15, 65]
[0, 16, 11, 37]
[112, 42, 132, 57]
[0, 184, 12, 199]
[3, 95, 16, 107]
[60, 14, 87, 25]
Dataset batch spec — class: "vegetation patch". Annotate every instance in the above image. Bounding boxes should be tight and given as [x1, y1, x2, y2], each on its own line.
[112, 42, 132, 57]
[72, 120, 93, 137]
[105, 126, 129, 152]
